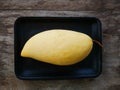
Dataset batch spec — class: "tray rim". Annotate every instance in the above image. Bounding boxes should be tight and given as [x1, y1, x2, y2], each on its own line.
[14, 17, 102, 80]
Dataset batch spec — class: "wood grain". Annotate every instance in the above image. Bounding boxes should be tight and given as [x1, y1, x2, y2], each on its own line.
[0, 0, 119, 11]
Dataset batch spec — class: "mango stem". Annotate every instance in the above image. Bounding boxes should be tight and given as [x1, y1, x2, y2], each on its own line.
[93, 40, 103, 47]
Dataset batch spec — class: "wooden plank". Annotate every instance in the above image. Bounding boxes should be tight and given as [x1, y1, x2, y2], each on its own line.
[0, 0, 119, 10]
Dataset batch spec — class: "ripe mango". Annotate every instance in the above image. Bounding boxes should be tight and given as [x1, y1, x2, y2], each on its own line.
[21, 29, 93, 65]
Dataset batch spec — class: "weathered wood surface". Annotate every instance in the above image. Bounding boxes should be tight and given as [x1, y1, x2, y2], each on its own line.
[0, 0, 120, 90]
[0, 0, 119, 11]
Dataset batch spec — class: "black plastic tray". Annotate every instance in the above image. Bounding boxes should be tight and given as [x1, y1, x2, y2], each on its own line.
[14, 17, 102, 80]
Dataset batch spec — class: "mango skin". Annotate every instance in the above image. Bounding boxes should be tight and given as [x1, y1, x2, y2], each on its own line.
[21, 29, 93, 65]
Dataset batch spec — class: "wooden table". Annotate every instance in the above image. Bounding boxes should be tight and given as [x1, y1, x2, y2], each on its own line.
[0, 0, 120, 90]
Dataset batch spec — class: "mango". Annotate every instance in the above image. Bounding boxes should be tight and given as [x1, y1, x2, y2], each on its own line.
[21, 29, 93, 65]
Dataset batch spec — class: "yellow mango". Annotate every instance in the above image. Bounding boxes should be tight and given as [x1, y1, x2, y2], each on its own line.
[21, 29, 93, 65]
